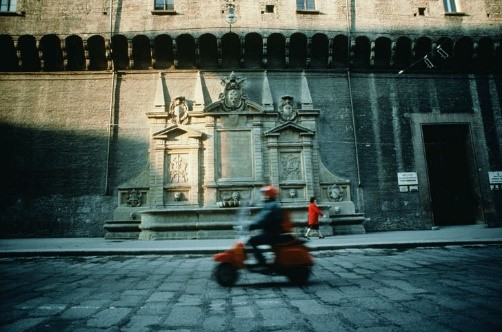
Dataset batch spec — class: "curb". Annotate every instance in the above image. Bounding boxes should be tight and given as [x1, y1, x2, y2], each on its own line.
[1, 240, 501, 258]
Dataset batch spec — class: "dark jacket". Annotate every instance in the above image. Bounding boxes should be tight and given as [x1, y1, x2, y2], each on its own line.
[249, 199, 284, 235]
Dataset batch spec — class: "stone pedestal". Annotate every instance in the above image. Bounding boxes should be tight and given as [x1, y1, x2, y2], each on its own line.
[103, 220, 141, 239]
[331, 214, 367, 235]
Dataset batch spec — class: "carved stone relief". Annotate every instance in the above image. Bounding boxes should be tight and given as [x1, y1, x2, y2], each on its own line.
[278, 96, 298, 122]
[164, 190, 188, 203]
[168, 154, 189, 184]
[328, 184, 345, 201]
[280, 153, 302, 181]
[174, 191, 183, 201]
[219, 72, 247, 112]
[216, 189, 255, 208]
[168, 96, 189, 124]
[217, 191, 242, 207]
[126, 189, 143, 207]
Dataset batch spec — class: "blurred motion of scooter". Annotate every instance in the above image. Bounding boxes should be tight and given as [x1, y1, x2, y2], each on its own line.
[213, 202, 314, 287]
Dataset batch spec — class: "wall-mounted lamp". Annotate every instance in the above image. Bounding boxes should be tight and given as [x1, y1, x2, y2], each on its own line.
[397, 44, 450, 75]
[225, 2, 237, 32]
[436, 45, 449, 59]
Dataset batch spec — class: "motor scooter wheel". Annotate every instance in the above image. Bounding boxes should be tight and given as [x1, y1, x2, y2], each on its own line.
[214, 262, 239, 287]
[286, 265, 311, 286]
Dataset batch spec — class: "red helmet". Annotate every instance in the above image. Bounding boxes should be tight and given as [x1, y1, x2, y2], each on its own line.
[260, 185, 279, 199]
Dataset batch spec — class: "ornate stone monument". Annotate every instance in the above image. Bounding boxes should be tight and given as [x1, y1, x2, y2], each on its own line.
[104, 72, 365, 239]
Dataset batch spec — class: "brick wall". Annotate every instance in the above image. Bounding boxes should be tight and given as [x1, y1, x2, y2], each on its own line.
[0, 73, 114, 236]
[1, 71, 500, 236]
[1, 0, 500, 38]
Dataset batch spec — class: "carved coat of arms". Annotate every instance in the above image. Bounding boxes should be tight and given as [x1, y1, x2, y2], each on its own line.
[169, 96, 189, 124]
[219, 72, 247, 112]
[328, 184, 345, 201]
[278, 96, 298, 122]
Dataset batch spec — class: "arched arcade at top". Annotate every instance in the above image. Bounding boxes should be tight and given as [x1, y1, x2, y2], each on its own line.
[0, 32, 500, 73]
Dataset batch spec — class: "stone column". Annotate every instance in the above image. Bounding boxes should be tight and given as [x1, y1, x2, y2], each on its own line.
[188, 142, 202, 205]
[152, 143, 166, 207]
[302, 136, 314, 200]
[268, 135, 280, 186]
[253, 121, 264, 182]
[203, 119, 217, 205]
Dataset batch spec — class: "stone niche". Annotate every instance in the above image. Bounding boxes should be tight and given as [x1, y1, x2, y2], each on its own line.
[104, 72, 365, 239]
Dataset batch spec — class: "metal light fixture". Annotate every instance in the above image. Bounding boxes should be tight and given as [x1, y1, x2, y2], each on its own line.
[398, 44, 450, 75]
[225, 2, 237, 32]
[436, 45, 449, 59]
[423, 55, 434, 69]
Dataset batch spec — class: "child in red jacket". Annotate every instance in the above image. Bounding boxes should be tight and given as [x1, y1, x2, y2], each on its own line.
[305, 197, 326, 239]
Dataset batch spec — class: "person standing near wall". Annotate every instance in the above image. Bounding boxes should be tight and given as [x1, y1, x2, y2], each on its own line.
[305, 197, 326, 239]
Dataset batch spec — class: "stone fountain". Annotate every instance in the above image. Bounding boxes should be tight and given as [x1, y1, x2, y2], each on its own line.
[104, 72, 365, 239]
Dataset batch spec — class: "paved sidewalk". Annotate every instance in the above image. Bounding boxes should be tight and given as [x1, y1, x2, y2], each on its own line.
[1, 225, 502, 257]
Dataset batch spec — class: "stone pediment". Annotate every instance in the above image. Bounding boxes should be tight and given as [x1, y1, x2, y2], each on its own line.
[264, 122, 315, 137]
[203, 99, 262, 113]
[152, 125, 204, 141]
[201, 72, 263, 114]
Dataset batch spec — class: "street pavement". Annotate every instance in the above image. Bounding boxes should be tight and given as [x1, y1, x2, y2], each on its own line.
[1, 243, 501, 331]
[1, 225, 502, 331]
[1, 224, 502, 256]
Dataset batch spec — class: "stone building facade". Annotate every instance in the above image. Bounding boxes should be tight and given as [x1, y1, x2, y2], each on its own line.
[0, 0, 501, 238]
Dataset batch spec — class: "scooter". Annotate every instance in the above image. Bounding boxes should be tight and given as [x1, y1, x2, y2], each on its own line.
[213, 205, 314, 287]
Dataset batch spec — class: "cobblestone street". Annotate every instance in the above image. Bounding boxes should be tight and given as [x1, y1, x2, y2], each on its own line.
[1, 245, 501, 331]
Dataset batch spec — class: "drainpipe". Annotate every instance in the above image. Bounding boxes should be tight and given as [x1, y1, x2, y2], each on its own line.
[104, 72, 116, 195]
[346, 0, 364, 212]
[104, 0, 115, 195]
[109, 0, 113, 43]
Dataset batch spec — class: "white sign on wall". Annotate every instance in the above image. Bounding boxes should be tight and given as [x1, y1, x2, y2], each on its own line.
[397, 172, 418, 186]
[489, 171, 502, 184]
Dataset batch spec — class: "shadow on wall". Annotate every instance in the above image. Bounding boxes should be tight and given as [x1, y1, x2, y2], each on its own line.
[0, 123, 147, 238]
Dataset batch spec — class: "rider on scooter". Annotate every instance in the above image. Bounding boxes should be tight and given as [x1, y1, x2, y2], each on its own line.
[247, 185, 285, 267]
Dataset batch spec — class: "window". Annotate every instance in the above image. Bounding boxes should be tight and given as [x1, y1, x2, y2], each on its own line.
[297, 0, 315, 11]
[0, 0, 17, 13]
[155, 0, 174, 11]
[443, 0, 460, 13]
